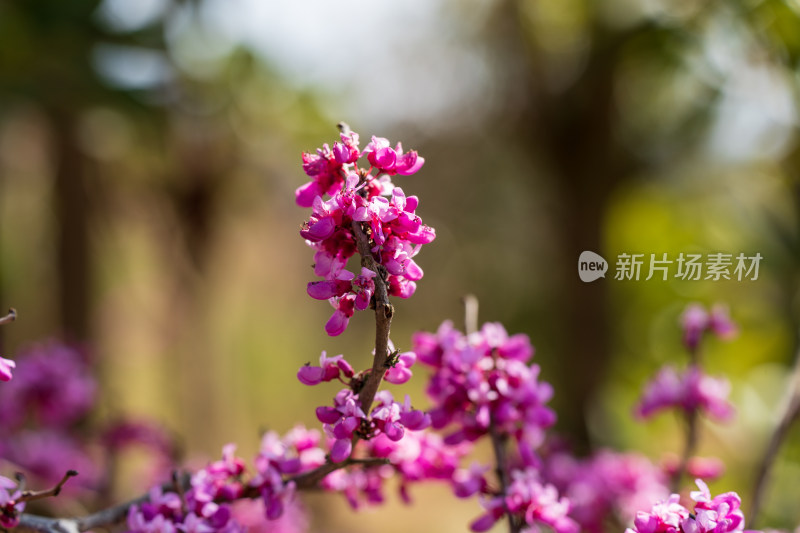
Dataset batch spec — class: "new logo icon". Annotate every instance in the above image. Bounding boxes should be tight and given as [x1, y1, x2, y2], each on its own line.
[578, 251, 608, 282]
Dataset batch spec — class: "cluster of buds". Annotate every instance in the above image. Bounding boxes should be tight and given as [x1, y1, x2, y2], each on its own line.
[298, 131, 435, 336]
[298, 354, 430, 462]
[412, 320, 572, 532]
[414, 321, 556, 459]
[626, 480, 751, 533]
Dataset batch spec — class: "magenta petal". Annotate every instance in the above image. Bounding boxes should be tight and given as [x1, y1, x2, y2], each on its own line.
[384, 422, 404, 441]
[305, 217, 336, 241]
[355, 290, 371, 310]
[393, 212, 420, 233]
[404, 260, 424, 281]
[265, 495, 284, 520]
[336, 358, 354, 377]
[297, 366, 325, 385]
[325, 310, 349, 336]
[385, 366, 412, 385]
[295, 182, 319, 208]
[307, 280, 351, 300]
[498, 334, 534, 362]
[330, 439, 352, 462]
[341, 416, 360, 434]
[316, 406, 341, 424]
[396, 152, 424, 175]
[0, 357, 15, 382]
[405, 225, 436, 244]
[333, 421, 353, 439]
[470, 513, 499, 532]
[400, 410, 430, 430]
[369, 147, 396, 169]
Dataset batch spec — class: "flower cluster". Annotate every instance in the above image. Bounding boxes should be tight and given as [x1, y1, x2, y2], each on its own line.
[299, 353, 430, 462]
[637, 304, 738, 423]
[626, 479, 757, 533]
[297, 132, 435, 336]
[0, 342, 95, 428]
[543, 449, 670, 532]
[0, 342, 99, 487]
[414, 321, 555, 457]
[635, 365, 734, 421]
[413, 320, 573, 532]
[471, 468, 578, 533]
[128, 431, 329, 533]
[321, 431, 467, 509]
[681, 304, 737, 352]
[127, 445, 248, 533]
[253, 427, 326, 519]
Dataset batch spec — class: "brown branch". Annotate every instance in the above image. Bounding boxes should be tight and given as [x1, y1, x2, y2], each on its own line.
[487, 329, 519, 533]
[671, 407, 699, 493]
[671, 344, 702, 493]
[18, 471, 77, 504]
[289, 456, 391, 490]
[350, 220, 393, 416]
[489, 426, 519, 533]
[16, 473, 192, 532]
[749, 343, 800, 526]
[14, 455, 391, 532]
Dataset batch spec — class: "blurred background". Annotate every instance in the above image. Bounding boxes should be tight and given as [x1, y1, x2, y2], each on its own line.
[1, 0, 800, 530]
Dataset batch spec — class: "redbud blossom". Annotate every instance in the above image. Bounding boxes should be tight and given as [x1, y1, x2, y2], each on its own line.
[0, 476, 24, 529]
[297, 132, 433, 336]
[625, 480, 759, 533]
[636, 365, 734, 421]
[680, 303, 737, 352]
[0, 357, 14, 382]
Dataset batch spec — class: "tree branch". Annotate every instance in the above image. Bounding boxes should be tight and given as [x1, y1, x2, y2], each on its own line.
[14, 456, 391, 532]
[350, 220, 393, 416]
[671, 345, 702, 492]
[18, 471, 78, 504]
[749, 341, 800, 526]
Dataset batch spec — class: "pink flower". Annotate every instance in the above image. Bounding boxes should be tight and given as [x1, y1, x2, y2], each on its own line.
[384, 351, 417, 385]
[680, 304, 737, 352]
[0, 476, 24, 528]
[297, 131, 434, 335]
[0, 356, 14, 382]
[627, 480, 755, 533]
[324, 295, 355, 336]
[636, 365, 734, 421]
[297, 352, 353, 386]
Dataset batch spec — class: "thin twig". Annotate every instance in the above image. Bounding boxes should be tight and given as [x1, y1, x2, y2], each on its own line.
[671, 408, 699, 493]
[290, 456, 390, 490]
[489, 425, 520, 533]
[749, 342, 800, 526]
[18, 471, 78, 503]
[350, 220, 393, 416]
[15, 452, 391, 531]
[486, 318, 519, 533]
[17, 473, 192, 532]
[671, 343, 702, 493]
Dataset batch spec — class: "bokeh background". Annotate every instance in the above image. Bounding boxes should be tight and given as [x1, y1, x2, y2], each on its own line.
[2, 0, 800, 530]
